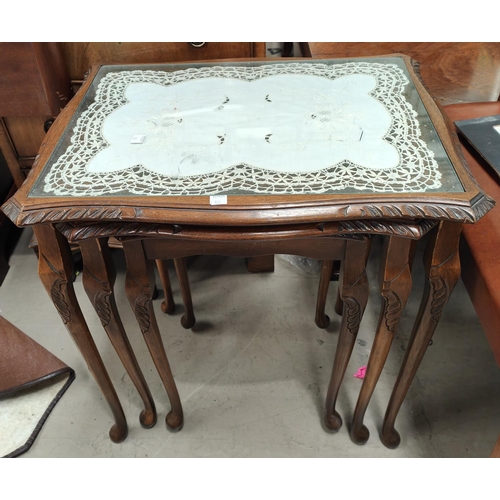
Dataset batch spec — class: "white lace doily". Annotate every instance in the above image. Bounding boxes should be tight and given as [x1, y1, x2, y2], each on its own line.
[40, 62, 442, 196]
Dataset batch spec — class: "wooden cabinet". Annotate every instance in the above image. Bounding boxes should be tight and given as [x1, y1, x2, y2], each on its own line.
[0, 42, 72, 117]
[0, 42, 72, 184]
[61, 42, 265, 84]
[0, 42, 72, 284]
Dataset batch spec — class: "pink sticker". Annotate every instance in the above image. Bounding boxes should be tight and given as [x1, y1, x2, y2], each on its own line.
[353, 366, 367, 379]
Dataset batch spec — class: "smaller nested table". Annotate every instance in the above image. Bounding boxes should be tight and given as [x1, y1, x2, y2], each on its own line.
[2, 55, 493, 448]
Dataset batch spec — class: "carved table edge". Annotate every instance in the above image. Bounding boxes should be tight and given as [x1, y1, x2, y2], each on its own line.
[1, 195, 493, 230]
[53, 217, 439, 244]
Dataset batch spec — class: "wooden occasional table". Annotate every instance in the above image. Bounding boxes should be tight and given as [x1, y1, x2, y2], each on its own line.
[2, 55, 493, 448]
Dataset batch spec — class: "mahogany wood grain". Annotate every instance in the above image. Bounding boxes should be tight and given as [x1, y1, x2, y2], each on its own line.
[0, 43, 50, 116]
[316, 259, 348, 328]
[316, 259, 335, 329]
[60, 43, 265, 81]
[0, 43, 72, 184]
[143, 236, 348, 331]
[140, 236, 349, 261]
[2, 116, 49, 164]
[350, 236, 414, 444]
[173, 258, 195, 329]
[381, 221, 463, 448]
[0, 42, 72, 117]
[79, 237, 157, 428]
[156, 260, 176, 315]
[3, 55, 491, 231]
[0, 119, 25, 189]
[54, 43, 266, 327]
[307, 43, 500, 104]
[324, 238, 371, 431]
[335, 286, 343, 316]
[118, 231, 365, 431]
[245, 255, 275, 273]
[0, 43, 264, 182]
[122, 239, 184, 431]
[1, 56, 493, 447]
[33, 224, 128, 442]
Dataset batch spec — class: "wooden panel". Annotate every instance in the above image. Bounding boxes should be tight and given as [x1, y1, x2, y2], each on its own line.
[307, 42, 500, 104]
[0, 42, 72, 116]
[0, 43, 49, 116]
[0, 119, 25, 188]
[31, 43, 73, 114]
[3, 116, 48, 159]
[60, 42, 264, 80]
[246, 255, 275, 273]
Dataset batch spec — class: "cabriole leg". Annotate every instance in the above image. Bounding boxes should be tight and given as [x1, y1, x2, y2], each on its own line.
[156, 259, 176, 314]
[122, 239, 184, 431]
[315, 259, 335, 329]
[381, 221, 462, 449]
[80, 238, 157, 429]
[34, 225, 128, 443]
[174, 258, 195, 329]
[324, 238, 371, 432]
[350, 236, 413, 445]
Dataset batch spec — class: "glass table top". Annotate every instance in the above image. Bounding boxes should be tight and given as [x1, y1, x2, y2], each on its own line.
[30, 57, 464, 198]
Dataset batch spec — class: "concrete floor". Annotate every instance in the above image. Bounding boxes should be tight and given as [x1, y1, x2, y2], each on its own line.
[0, 228, 499, 458]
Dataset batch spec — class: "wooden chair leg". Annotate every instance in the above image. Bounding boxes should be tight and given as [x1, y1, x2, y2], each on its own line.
[122, 239, 184, 431]
[315, 259, 334, 328]
[350, 236, 413, 445]
[80, 238, 157, 429]
[156, 259, 176, 314]
[316, 259, 343, 327]
[324, 238, 371, 432]
[381, 221, 462, 449]
[157, 258, 196, 329]
[34, 225, 128, 443]
[174, 258, 196, 329]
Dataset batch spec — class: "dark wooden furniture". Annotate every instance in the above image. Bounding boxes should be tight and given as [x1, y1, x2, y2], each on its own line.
[443, 102, 500, 365]
[60, 43, 265, 87]
[0, 43, 265, 184]
[306, 41, 500, 331]
[0, 41, 267, 295]
[442, 101, 500, 458]
[0, 42, 73, 184]
[306, 43, 500, 105]
[2, 56, 492, 449]
[0, 42, 72, 284]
